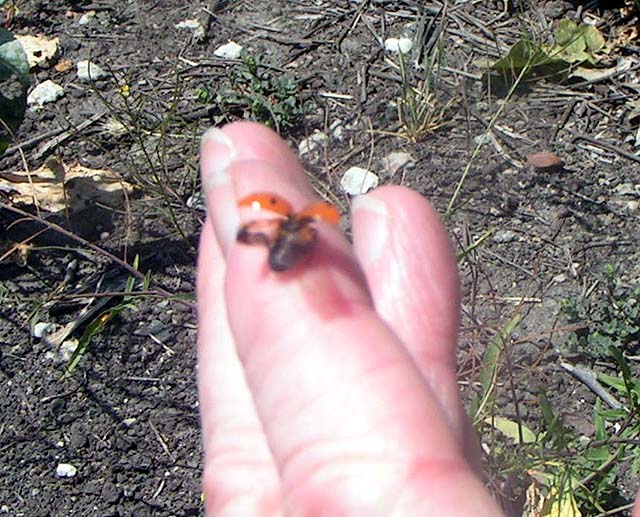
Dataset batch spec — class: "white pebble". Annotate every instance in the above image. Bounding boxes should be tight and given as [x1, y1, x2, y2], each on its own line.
[122, 418, 137, 427]
[329, 120, 344, 140]
[340, 167, 379, 195]
[474, 133, 491, 145]
[186, 192, 206, 211]
[626, 200, 639, 214]
[78, 10, 96, 25]
[175, 19, 201, 30]
[55, 463, 77, 478]
[381, 151, 415, 175]
[384, 37, 413, 54]
[214, 41, 243, 60]
[33, 321, 53, 339]
[59, 339, 79, 362]
[298, 131, 327, 156]
[28, 80, 64, 109]
[492, 230, 517, 243]
[552, 274, 567, 284]
[77, 60, 108, 82]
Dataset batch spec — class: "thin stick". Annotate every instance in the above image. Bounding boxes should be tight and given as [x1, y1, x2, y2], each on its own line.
[0, 201, 196, 312]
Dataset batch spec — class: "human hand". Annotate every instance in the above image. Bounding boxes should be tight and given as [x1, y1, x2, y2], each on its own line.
[196, 121, 504, 516]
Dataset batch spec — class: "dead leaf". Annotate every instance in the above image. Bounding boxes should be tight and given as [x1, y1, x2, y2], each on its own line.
[16, 34, 60, 69]
[525, 152, 564, 169]
[1, 161, 134, 213]
[570, 57, 634, 82]
[0, 241, 33, 266]
[524, 482, 543, 517]
[525, 471, 583, 517]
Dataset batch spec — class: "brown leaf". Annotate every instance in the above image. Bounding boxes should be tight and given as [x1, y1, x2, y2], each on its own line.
[2, 161, 134, 213]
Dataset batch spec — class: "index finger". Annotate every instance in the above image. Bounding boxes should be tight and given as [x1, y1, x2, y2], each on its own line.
[201, 122, 496, 514]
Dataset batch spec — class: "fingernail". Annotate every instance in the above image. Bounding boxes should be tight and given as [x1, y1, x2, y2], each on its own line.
[200, 127, 237, 191]
[351, 194, 388, 267]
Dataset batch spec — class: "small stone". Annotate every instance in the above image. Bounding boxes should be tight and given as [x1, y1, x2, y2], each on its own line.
[186, 191, 206, 211]
[101, 481, 122, 503]
[27, 80, 65, 109]
[175, 18, 206, 41]
[59, 339, 79, 362]
[340, 167, 379, 195]
[474, 134, 491, 145]
[175, 19, 201, 30]
[552, 273, 567, 284]
[78, 10, 96, 25]
[298, 131, 327, 156]
[525, 152, 563, 170]
[33, 321, 53, 339]
[625, 200, 639, 214]
[122, 418, 137, 427]
[76, 60, 108, 82]
[384, 37, 413, 54]
[329, 119, 344, 140]
[214, 41, 243, 60]
[613, 182, 636, 196]
[381, 151, 415, 175]
[492, 230, 517, 243]
[55, 463, 77, 478]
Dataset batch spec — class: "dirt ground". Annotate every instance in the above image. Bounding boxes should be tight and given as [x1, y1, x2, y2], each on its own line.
[1, 1, 639, 515]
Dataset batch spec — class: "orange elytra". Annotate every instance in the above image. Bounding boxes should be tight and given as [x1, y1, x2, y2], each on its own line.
[236, 192, 341, 272]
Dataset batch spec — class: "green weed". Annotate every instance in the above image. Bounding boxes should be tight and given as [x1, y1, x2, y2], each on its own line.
[473, 265, 640, 513]
[485, 384, 639, 515]
[394, 36, 452, 142]
[197, 51, 311, 132]
[62, 258, 150, 377]
[86, 71, 199, 249]
[483, 19, 606, 87]
[470, 313, 521, 426]
[561, 264, 640, 361]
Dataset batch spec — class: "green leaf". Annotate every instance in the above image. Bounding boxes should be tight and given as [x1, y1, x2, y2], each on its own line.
[472, 314, 520, 422]
[552, 20, 605, 64]
[485, 415, 536, 444]
[596, 408, 628, 420]
[555, 19, 579, 46]
[490, 40, 549, 72]
[0, 28, 30, 154]
[588, 399, 610, 462]
[539, 391, 569, 446]
[486, 20, 606, 87]
[584, 25, 605, 52]
[597, 371, 631, 393]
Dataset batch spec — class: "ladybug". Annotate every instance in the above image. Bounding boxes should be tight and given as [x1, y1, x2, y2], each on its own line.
[236, 192, 340, 272]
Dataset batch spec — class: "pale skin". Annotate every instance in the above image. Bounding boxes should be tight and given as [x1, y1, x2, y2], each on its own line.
[197, 122, 640, 516]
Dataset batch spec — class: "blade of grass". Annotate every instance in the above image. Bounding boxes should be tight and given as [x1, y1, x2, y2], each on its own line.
[472, 312, 521, 424]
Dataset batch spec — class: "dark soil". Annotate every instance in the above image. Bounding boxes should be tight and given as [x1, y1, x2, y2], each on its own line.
[1, 1, 639, 515]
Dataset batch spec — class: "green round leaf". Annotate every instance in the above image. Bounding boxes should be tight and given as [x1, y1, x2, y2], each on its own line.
[584, 25, 605, 52]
